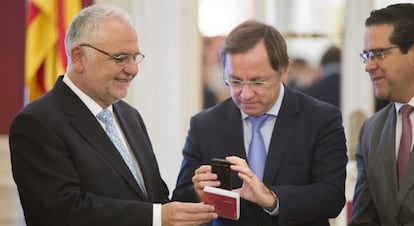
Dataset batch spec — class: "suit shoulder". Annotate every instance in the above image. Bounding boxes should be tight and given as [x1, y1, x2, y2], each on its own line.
[114, 100, 137, 112]
[113, 100, 144, 122]
[16, 91, 59, 117]
[193, 98, 236, 120]
[288, 87, 340, 114]
[362, 103, 394, 130]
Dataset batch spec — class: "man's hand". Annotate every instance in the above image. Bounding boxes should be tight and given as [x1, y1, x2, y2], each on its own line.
[226, 156, 277, 208]
[161, 201, 217, 226]
[192, 165, 220, 200]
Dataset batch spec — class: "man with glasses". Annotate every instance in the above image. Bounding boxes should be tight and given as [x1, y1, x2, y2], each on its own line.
[173, 20, 347, 226]
[350, 3, 414, 226]
[9, 4, 217, 226]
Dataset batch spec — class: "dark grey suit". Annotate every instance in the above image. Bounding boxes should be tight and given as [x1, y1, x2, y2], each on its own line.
[173, 86, 348, 226]
[350, 103, 414, 226]
[9, 76, 169, 226]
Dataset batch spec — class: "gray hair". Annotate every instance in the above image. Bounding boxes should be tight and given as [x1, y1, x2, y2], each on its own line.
[64, 4, 134, 68]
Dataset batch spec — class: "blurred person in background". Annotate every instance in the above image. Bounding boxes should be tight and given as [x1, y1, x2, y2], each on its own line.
[285, 57, 319, 90]
[302, 45, 341, 108]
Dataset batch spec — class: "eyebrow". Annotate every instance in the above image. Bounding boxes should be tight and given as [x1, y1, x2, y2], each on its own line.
[229, 75, 271, 80]
[363, 48, 382, 53]
[363, 45, 396, 52]
[113, 50, 141, 56]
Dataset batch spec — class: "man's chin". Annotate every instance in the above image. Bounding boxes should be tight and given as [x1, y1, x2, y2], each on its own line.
[240, 107, 263, 116]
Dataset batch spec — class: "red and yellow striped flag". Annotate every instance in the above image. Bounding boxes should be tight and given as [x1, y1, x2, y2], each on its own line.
[25, 0, 81, 101]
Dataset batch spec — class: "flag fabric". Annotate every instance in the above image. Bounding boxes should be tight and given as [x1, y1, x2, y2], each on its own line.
[25, 0, 81, 101]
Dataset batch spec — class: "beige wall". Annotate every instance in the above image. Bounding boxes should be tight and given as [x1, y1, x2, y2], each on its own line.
[0, 135, 24, 226]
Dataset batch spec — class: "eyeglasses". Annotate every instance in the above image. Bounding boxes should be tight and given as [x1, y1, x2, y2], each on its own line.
[359, 46, 398, 64]
[79, 43, 145, 66]
[224, 78, 274, 91]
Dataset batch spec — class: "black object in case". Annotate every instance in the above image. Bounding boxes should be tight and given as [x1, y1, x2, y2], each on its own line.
[211, 158, 231, 190]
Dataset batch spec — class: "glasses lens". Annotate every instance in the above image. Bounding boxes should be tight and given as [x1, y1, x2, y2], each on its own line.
[360, 52, 369, 64]
[135, 54, 145, 64]
[115, 54, 145, 66]
[224, 79, 242, 89]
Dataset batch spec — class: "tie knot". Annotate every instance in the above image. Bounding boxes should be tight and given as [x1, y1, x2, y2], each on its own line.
[248, 114, 269, 131]
[401, 105, 413, 118]
[96, 109, 113, 124]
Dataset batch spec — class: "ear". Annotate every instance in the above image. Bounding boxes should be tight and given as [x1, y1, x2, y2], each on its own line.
[280, 61, 291, 83]
[70, 46, 85, 72]
[408, 44, 414, 68]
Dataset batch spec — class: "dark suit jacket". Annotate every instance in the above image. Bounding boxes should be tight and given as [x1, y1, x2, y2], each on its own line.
[172, 86, 347, 226]
[350, 103, 414, 226]
[301, 72, 340, 108]
[9, 76, 169, 226]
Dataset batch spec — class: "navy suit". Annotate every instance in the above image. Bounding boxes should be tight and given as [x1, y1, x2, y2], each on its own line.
[9, 76, 169, 226]
[301, 72, 340, 108]
[173, 86, 347, 226]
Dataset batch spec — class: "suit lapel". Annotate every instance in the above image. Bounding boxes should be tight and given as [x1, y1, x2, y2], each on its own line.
[114, 105, 151, 199]
[378, 107, 399, 196]
[72, 113, 144, 195]
[55, 78, 146, 198]
[221, 100, 247, 159]
[378, 104, 413, 213]
[263, 87, 300, 183]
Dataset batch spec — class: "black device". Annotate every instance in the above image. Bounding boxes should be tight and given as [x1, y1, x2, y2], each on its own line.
[211, 158, 231, 190]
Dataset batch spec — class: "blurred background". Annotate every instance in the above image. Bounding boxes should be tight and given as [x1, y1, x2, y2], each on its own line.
[1, 0, 413, 225]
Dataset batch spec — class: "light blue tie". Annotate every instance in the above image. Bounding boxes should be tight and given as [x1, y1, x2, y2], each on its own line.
[97, 109, 147, 194]
[248, 115, 269, 180]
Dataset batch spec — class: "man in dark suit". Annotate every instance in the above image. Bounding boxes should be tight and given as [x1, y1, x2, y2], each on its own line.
[301, 46, 341, 108]
[349, 3, 414, 225]
[9, 4, 216, 226]
[172, 20, 348, 226]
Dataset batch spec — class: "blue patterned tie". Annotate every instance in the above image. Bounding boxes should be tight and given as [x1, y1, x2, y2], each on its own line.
[97, 109, 147, 194]
[248, 114, 269, 180]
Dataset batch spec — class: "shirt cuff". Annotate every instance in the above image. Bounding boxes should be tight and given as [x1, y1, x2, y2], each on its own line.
[263, 191, 280, 216]
[153, 203, 161, 226]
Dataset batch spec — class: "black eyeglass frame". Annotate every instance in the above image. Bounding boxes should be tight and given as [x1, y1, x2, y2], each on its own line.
[359, 46, 398, 64]
[79, 43, 145, 65]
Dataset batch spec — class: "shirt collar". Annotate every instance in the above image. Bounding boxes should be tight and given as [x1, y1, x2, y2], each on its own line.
[62, 75, 113, 116]
[394, 97, 414, 114]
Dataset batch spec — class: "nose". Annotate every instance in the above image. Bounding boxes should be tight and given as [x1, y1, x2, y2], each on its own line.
[124, 58, 139, 75]
[364, 57, 378, 72]
[240, 83, 255, 99]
